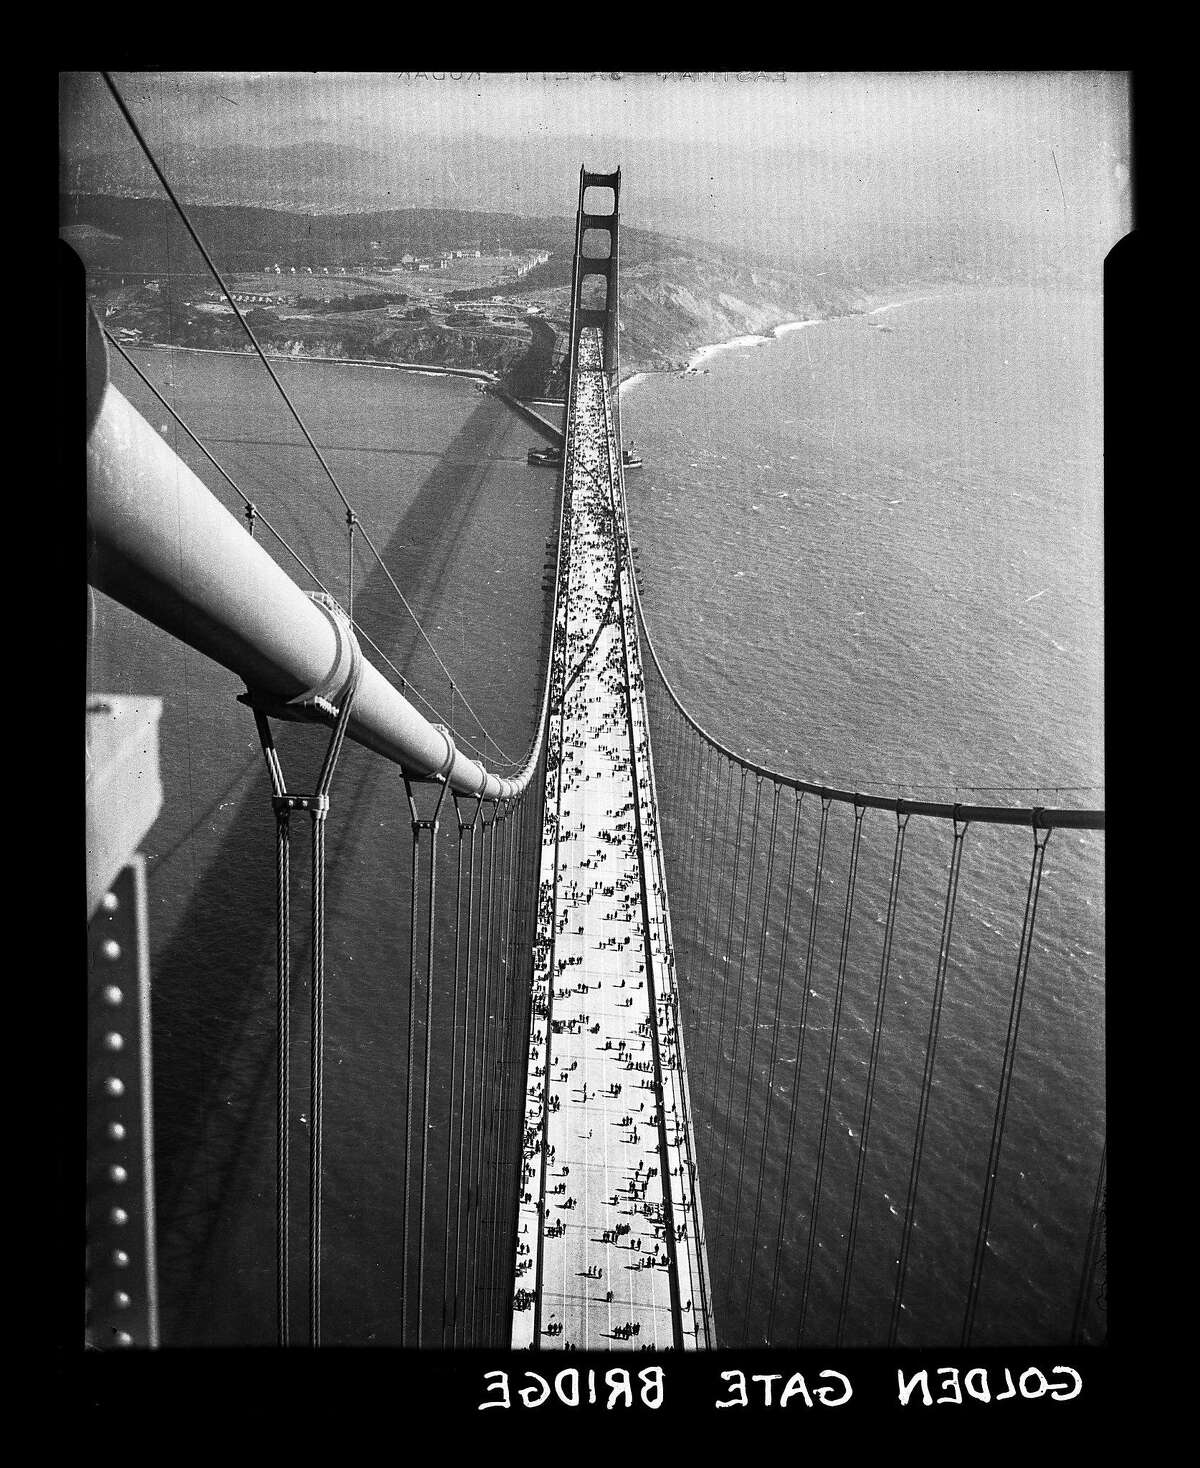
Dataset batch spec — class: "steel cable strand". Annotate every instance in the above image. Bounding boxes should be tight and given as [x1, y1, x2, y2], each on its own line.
[698, 759, 734, 1102]
[101, 72, 511, 767]
[477, 813, 499, 1346]
[465, 809, 494, 1343]
[495, 810, 524, 1345]
[887, 818, 969, 1348]
[691, 737, 721, 1064]
[400, 801, 420, 1344]
[672, 716, 698, 921]
[477, 805, 502, 1341]
[797, 802, 866, 1344]
[766, 796, 831, 1344]
[622, 517, 1103, 832]
[837, 810, 910, 1346]
[532, 573, 572, 1352]
[961, 821, 1052, 1346]
[442, 801, 468, 1347]
[685, 744, 716, 1095]
[673, 725, 711, 1049]
[309, 807, 327, 1346]
[717, 773, 764, 1290]
[503, 805, 529, 1341]
[275, 803, 292, 1346]
[727, 780, 782, 1331]
[452, 800, 482, 1345]
[482, 805, 509, 1343]
[1072, 1141, 1107, 1343]
[410, 778, 448, 1347]
[105, 331, 516, 771]
[743, 789, 803, 1344]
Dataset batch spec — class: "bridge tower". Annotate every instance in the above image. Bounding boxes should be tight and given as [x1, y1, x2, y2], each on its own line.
[570, 167, 621, 379]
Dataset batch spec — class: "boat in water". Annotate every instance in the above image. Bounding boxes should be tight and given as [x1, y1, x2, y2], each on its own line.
[528, 445, 563, 467]
[527, 445, 642, 469]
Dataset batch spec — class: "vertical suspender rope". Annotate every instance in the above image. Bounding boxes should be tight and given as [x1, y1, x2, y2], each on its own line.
[482, 801, 509, 1343]
[443, 793, 468, 1347]
[727, 779, 781, 1323]
[766, 795, 830, 1344]
[402, 768, 450, 1348]
[798, 801, 866, 1343]
[743, 788, 803, 1344]
[502, 802, 524, 1341]
[713, 762, 748, 1113]
[888, 814, 969, 1348]
[1072, 1140, 1107, 1343]
[961, 818, 1052, 1346]
[401, 787, 419, 1344]
[703, 758, 734, 1100]
[346, 510, 357, 623]
[718, 773, 763, 1259]
[453, 794, 483, 1345]
[258, 720, 291, 1346]
[470, 792, 491, 1341]
[837, 809, 910, 1345]
[493, 805, 520, 1346]
[248, 594, 362, 1348]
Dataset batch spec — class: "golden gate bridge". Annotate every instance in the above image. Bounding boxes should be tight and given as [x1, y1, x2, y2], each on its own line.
[84, 86, 1105, 1356]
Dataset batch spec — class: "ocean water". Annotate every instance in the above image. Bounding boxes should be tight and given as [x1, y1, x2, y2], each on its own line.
[622, 284, 1105, 1347]
[89, 283, 1105, 1348]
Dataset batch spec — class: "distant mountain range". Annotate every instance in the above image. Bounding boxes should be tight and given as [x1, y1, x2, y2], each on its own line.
[60, 133, 1105, 285]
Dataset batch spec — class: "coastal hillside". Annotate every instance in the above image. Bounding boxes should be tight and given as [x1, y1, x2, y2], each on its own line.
[63, 192, 1009, 391]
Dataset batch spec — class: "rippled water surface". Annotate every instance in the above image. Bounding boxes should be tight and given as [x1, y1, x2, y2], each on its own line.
[90, 285, 1104, 1346]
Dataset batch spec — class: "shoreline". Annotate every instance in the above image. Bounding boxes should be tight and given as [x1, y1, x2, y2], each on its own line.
[619, 287, 958, 391]
[134, 341, 498, 383]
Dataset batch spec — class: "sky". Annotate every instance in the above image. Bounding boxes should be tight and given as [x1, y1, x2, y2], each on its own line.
[60, 71, 1132, 269]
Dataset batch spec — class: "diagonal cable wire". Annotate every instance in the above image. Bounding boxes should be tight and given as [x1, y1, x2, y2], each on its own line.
[100, 69, 510, 762]
[102, 330, 510, 769]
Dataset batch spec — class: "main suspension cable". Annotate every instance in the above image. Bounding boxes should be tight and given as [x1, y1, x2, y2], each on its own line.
[101, 70, 511, 764]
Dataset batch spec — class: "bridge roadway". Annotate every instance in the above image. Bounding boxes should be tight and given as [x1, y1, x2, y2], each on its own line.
[512, 330, 713, 1349]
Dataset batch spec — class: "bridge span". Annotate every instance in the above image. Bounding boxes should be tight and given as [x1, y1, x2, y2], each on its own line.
[513, 172, 713, 1349]
[514, 326, 712, 1349]
[84, 115, 1106, 1351]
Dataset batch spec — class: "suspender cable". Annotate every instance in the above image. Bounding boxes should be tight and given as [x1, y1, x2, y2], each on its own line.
[744, 789, 803, 1344]
[493, 807, 521, 1344]
[889, 816, 969, 1348]
[798, 801, 866, 1343]
[464, 808, 487, 1342]
[694, 755, 725, 1098]
[718, 774, 763, 1259]
[961, 821, 1052, 1346]
[1072, 1140, 1107, 1343]
[443, 795, 468, 1347]
[838, 809, 910, 1345]
[468, 804, 498, 1342]
[710, 760, 745, 1104]
[257, 725, 293, 1348]
[101, 71, 510, 767]
[480, 804, 502, 1341]
[249, 607, 361, 1349]
[728, 780, 781, 1324]
[308, 795, 328, 1346]
[482, 803, 508, 1341]
[766, 795, 830, 1344]
[402, 772, 449, 1347]
[453, 796, 483, 1345]
[346, 511, 357, 624]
